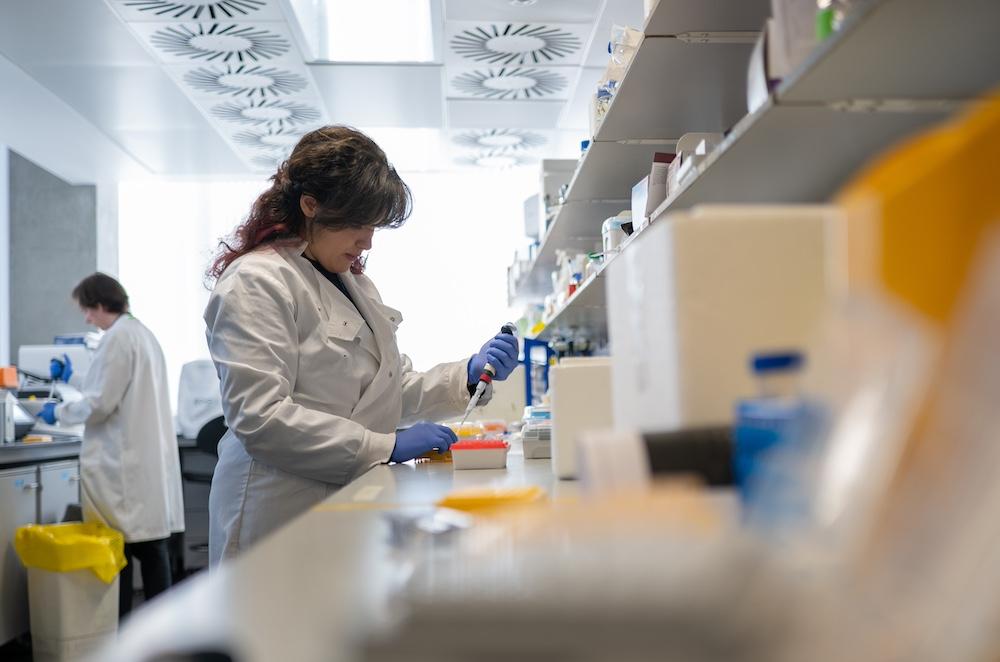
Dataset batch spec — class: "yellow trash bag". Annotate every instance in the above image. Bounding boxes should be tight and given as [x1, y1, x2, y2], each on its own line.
[14, 522, 126, 584]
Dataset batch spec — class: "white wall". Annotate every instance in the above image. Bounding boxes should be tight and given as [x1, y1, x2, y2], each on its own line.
[0, 147, 8, 364]
[0, 50, 144, 360]
[118, 168, 535, 410]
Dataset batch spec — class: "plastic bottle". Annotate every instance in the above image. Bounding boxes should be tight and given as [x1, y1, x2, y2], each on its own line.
[733, 351, 824, 525]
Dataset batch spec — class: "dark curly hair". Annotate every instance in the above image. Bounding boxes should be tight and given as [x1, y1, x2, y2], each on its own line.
[207, 125, 411, 281]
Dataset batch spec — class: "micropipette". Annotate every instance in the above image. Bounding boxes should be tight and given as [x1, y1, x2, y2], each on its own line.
[457, 323, 517, 429]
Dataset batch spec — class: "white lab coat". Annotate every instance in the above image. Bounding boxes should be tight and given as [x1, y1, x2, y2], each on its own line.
[56, 315, 185, 543]
[204, 242, 472, 565]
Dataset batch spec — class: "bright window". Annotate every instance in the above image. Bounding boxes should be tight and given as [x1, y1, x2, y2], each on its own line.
[289, 0, 436, 63]
[118, 169, 532, 412]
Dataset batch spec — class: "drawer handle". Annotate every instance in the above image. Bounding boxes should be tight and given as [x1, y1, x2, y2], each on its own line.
[69, 476, 81, 483]
[23, 482, 40, 491]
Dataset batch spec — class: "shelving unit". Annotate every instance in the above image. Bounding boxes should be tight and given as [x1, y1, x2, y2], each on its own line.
[511, 200, 624, 302]
[517, 0, 1000, 342]
[642, 0, 770, 36]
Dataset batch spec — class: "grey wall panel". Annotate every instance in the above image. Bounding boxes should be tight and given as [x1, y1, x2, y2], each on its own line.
[9, 151, 96, 356]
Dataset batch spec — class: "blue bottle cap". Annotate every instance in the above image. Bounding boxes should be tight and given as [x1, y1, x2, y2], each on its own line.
[750, 351, 804, 374]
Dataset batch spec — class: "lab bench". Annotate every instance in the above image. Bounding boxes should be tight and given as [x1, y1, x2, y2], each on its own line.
[0, 437, 82, 645]
[99, 444, 580, 662]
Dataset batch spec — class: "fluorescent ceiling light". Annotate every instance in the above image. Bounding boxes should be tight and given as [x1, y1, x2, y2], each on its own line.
[291, 0, 435, 63]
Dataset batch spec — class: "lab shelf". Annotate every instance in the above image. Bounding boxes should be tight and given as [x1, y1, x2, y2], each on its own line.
[593, 36, 755, 143]
[651, 98, 954, 216]
[777, 0, 1000, 104]
[563, 140, 669, 203]
[535, 270, 608, 343]
[510, 200, 624, 303]
[642, 0, 770, 36]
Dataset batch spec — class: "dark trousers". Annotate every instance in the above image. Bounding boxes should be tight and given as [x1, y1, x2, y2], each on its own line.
[120, 538, 172, 617]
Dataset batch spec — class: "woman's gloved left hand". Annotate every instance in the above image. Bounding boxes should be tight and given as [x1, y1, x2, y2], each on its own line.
[468, 333, 519, 384]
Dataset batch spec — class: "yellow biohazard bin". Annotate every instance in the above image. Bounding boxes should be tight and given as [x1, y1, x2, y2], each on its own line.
[14, 522, 126, 661]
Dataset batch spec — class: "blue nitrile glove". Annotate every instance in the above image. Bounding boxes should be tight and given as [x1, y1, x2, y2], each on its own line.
[38, 402, 58, 425]
[49, 354, 73, 383]
[468, 333, 519, 384]
[390, 422, 457, 463]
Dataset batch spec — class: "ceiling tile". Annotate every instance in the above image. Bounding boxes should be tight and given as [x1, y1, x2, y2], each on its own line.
[446, 99, 564, 129]
[444, 0, 603, 23]
[310, 64, 444, 129]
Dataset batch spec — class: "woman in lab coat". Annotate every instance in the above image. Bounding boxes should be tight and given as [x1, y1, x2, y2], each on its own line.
[204, 126, 519, 565]
[38, 273, 185, 615]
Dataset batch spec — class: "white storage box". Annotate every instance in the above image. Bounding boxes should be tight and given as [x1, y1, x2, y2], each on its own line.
[451, 441, 509, 470]
[550, 357, 614, 479]
[606, 204, 841, 434]
[27, 567, 118, 661]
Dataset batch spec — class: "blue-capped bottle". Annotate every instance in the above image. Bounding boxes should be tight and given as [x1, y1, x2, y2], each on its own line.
[734, 351, 824, 526]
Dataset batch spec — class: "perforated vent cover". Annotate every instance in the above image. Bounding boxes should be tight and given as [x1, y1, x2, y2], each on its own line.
[449, 23, 583, 65]
[211, 98, 321, 129]
[453, 129, 547, 151]
[233, 127, 304, 150]
[455, 151, 536, 169]
[148, 22, 290, 62]
[117, 0, 269, 20]
[183, 64, 308, 97]
[450, 67, 568, 100]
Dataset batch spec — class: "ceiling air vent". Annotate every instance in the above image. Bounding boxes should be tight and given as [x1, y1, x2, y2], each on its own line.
[232, 127, 303, 150]
[149, 23, 290, 62]
[184, 64, 307, 97]
[453, 129, 546, 151]
[449, 23, 583, 65]
[211, 99, 321, 129]
[250, 153, 285, 171]
[451, 67, 567, 100]
[455, 151, 536, 169]
[118, 0, 268, 20]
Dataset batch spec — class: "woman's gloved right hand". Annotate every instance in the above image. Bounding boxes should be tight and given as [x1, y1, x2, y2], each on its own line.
[390, 422, 457, 463]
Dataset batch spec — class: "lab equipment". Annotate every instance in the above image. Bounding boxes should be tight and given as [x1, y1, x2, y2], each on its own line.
[550, 357, 613, 479]
[18, 344, 93, 389]
[390, 423, 457, 463]
[450, 440, 509, 470]
[1, 391, 17, 443]
[460, 324, 518, 428]
[606, 204, 839, 436]
[601, 215, 628, 256]
[175, 360, 223, 439]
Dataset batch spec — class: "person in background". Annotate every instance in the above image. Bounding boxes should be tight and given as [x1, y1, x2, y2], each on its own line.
[39, 273, 184, 616]
[203, 126, 519, 565]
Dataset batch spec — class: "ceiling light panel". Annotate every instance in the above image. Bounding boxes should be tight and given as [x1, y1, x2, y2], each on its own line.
[110, 0, 284, 21]
[443, 0, 603, 22]
[445, 21, 589, 66]
[131, 21, 296, 64]
[449, 66, 570, 100]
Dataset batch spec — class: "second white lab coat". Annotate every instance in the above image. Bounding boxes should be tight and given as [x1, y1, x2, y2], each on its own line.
[56, 315, 185, 543]
[204, 242, 472, 564]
